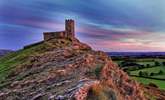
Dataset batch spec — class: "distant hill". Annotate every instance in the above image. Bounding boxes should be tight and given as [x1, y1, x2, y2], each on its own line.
[0, 49, 14, 57]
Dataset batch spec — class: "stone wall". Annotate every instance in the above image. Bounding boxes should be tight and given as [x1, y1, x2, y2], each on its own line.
[43, 31, 65, 41]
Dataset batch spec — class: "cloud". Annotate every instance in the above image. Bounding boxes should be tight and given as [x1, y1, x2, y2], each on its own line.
[1, 0, 165, 51]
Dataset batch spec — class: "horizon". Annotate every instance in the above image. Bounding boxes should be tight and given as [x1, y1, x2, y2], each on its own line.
[1, 0, 165, 52]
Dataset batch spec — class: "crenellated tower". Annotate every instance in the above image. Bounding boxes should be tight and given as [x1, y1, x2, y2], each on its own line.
[65, 19, 75, 38]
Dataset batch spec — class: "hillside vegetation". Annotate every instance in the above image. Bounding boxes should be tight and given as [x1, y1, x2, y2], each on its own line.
[0, 39, 71, 83]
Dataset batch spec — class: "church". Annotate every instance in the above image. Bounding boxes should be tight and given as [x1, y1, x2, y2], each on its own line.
[43, 19, 75, 41]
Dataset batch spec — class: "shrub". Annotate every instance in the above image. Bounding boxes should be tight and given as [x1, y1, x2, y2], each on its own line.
[162, 62, 165, 66]
[158, 70, 163, 75]
[138, 71, 148, 77]
[150, 73, 154, 76]
[140, 65, 144, 69]
[95, 66, 103, 78]
[139, 71, 143, 76]
[86, 64, 103, 78]
[155, 61, 160, 66]
[146, 64, 150, 68]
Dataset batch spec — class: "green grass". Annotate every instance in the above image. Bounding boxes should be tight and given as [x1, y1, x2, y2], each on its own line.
[131, 76, 165, 89]
[0, 41, 54, 81]
[137, 62, 155, 66]
[130, 66, 165, 77]
[151, 74, 165, 79]
[113, 58, 165, 90]
[0, 39, 72, 83]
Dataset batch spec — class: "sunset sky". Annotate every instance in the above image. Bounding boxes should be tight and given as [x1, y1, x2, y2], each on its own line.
[1, 0, 165, 51]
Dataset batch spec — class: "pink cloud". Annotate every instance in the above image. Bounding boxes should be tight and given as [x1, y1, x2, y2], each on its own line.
[79, 36, 165, 52]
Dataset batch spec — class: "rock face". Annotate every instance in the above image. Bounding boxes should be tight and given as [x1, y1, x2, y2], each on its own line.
[0, 38, 146, 100]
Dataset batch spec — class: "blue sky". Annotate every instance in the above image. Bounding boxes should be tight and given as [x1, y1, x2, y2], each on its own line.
[1, 0, 165, 51]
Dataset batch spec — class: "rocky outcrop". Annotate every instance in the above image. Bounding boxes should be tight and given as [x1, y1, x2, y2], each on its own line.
[101, 61, 145, 100]
[0, 38, 146, 100]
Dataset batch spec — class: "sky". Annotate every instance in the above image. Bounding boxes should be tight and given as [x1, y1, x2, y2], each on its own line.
[1, 0, 165, 52]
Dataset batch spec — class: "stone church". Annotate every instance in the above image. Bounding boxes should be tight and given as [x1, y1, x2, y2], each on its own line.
[43, 19, 75, 41]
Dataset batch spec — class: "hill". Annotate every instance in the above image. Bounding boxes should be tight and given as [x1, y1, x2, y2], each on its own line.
[0, 49, 13, 58]
[0, 38, 164, 100]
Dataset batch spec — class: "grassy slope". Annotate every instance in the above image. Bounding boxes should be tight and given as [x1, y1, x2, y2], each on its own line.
[130, 66, 165, 76]
[132, 76, 165, 89]
[0, 42, 45, 81]
[0, 39, 72, 83]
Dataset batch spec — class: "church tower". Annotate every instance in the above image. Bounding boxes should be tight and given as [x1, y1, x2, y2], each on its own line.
[65, 19, 75, 38]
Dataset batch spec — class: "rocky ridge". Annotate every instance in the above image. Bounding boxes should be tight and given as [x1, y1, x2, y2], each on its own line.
[0, 38, 150, 100]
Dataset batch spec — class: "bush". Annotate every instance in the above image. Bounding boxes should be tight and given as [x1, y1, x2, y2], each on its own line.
[146, 64, 150, 68]
[138, 71, 148, 77]
[139, 71, 143, 76]
[95, 66, 103, 78]
[158, 70, 163, 75]
[155, 61, 160, 66]
[150, 73, 154, 76]
[162, 62, 165, 66]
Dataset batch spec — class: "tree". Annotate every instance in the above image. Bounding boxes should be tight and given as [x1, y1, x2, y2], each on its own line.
[139, 65, 144, 69]
[162, 62, 165, 66]
[155, 61, 160, 66]
[150, 72, 154, 76]
[158, 70, 163, 75]
[139, 71, 143, 76]
[139, 71, 148, 77]
[146, 64, 150, 68]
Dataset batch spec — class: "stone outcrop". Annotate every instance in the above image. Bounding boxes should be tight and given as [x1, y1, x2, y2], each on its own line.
[101, 61, 145, 100]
